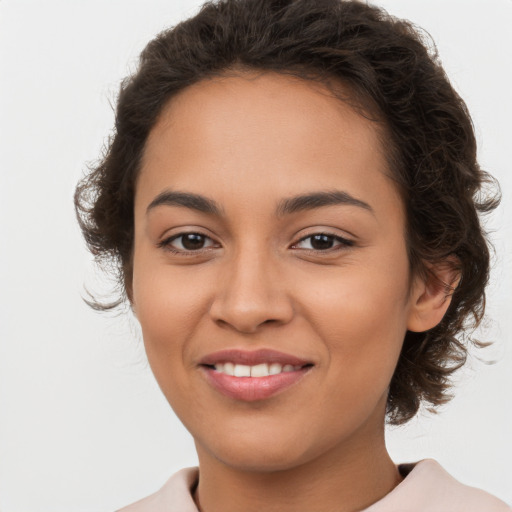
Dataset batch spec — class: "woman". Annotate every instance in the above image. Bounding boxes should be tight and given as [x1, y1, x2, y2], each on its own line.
[74, 0, 510, 510]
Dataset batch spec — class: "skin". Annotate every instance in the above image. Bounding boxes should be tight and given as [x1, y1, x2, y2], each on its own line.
[131, 71, 454, 512]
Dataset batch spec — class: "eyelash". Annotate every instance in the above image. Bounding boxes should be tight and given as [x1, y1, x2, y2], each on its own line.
[157, 231, 354, 256]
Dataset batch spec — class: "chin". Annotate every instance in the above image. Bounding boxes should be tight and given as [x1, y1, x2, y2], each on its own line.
[194, 422, 337, 474]
[212, 445, 313, 473]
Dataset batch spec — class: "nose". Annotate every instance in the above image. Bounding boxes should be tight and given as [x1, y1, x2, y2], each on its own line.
[209, 248, 294, 334]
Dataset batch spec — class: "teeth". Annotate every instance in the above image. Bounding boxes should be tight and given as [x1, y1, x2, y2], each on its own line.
[269, 363, 282, 375]
[215, 362, 235, 376]
[213, 362, 303, 377]
[251, 363, 269, 377]
[224, 362, 235, 376]
[233, 364, 251, 377]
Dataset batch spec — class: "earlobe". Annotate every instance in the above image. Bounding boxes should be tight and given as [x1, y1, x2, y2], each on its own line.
[407, 260, 461, 333]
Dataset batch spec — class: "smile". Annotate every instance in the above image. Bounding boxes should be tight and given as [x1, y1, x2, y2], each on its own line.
[199, 349, 314, 401]
[212, 362, 303, 377]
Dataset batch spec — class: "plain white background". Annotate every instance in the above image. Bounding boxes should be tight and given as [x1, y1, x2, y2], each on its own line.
[0, 1, 511, 510]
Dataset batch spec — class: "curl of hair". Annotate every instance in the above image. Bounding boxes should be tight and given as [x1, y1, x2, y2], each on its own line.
[74, 0, 500, 424]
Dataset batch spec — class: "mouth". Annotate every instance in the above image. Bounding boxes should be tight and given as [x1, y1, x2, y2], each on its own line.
[208, 361, 306, 377]
[199, 349, 314, 401]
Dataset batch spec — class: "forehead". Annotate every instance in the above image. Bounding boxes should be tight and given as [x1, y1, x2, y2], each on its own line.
[137, 71, 401, 223]
[144, 70, 385, 165]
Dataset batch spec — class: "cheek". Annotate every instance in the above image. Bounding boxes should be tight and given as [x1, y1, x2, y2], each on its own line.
[132, 268, 207, 426]
[302, 253, 410, 392]
[131, 251, 211, 373]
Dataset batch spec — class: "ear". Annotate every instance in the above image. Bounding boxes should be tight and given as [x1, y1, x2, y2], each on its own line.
[407, 258, 461, 333]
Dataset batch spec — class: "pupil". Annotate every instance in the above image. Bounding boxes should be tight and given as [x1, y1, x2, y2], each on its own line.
[311, 234, 333, 250]
[183, 233, 205, 250]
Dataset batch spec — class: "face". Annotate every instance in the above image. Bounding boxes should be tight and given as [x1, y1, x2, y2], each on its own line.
[132, 71, 419, 472]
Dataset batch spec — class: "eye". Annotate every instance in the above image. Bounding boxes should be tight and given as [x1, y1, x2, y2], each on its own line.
[292, 232, 354, 252]
[159, 232, 217, 253]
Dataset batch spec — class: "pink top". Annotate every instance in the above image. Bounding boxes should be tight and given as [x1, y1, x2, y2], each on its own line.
[117, 459, 511, 511]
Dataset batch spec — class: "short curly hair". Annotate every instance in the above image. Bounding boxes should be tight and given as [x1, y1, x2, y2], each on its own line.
[75, 0, 500, 425]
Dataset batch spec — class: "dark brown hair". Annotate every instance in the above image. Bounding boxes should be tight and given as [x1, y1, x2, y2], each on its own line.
[75, 0, 500, 424]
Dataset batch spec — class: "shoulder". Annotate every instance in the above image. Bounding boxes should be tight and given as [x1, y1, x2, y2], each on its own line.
[363, 459, 511, 512]
[116, 467, 199, 512]
[114, 461, 510, 512]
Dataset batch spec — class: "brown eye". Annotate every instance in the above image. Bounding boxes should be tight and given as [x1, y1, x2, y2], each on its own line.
[294, 233, 354, 252]
[310, 234, 336, 250]
[180, 233, 208, 250]
[160, 232, 216, 253]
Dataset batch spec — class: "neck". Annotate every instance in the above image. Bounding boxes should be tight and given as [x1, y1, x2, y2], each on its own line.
[193, 423, 402, 512]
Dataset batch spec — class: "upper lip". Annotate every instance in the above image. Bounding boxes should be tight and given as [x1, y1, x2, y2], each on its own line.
[199, 349, 313, 367]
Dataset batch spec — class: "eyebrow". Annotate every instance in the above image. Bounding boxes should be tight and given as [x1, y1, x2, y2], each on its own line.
[146, 189, 373, 217]
[147, 190, 225, 216]
[275, 190, 373, 217]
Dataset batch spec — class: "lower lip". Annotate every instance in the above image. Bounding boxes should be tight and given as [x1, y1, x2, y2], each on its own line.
[201, 366, 312, 401]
